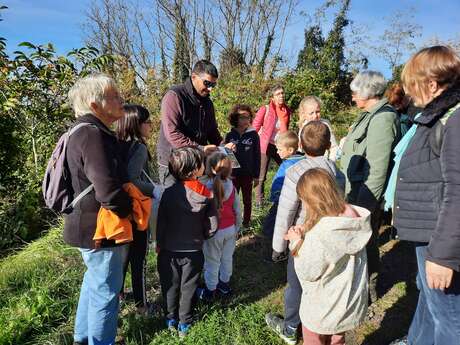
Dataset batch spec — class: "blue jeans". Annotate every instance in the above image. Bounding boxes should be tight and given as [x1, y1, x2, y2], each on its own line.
[407, 245, 460, 345]
[74, 245, 128, 345]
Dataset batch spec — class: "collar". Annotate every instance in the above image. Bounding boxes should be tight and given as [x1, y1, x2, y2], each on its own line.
[366, 98, 389, 115]
[415, 86, 460, 125]
[75, 113, 114, 136]
[183, 179, 212, 198]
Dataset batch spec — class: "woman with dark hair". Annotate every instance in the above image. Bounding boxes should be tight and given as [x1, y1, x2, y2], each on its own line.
[390, 46, 460, 345]
[116, 104, 156, 315]
[253, 85, 292, 206]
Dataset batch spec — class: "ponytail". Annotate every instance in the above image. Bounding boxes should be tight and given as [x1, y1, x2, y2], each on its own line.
[205, 152, 233, 210]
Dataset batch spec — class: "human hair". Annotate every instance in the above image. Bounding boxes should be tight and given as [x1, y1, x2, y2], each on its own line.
[269, 84, 284, 98]
[192, 60, 219, 78]
[385, 83, 409, 113]
[291, 168, 346, 256]
[298, 95, 322, 127]
[275, 130, 299, 153]
[228, 104, 254, 128]
[350, 70, 387, 100]
[401, 46, 460, 104]
[68, 73, 118, 117]
[116, 104, 150, 142]
[168, 146, 205, 181]
[205, 152, 232, 210]
[299, 121, 331, 156]
[299, 95, 322, 110]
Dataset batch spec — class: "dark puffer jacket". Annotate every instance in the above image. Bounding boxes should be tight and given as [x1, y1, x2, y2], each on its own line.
[394, 86, 460, 271]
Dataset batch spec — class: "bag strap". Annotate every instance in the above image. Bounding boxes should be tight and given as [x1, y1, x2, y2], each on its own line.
[67, 122, 97, 209]
[429, 103, 460, 156]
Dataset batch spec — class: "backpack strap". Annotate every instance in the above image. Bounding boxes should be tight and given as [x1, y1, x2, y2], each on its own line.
[66, 122, 97, 209]
[429, 103, 460, 156]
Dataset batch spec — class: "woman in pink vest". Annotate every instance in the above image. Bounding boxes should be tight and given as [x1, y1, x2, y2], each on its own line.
[198, 152, 242, 300]
[253, 85, 292, 206]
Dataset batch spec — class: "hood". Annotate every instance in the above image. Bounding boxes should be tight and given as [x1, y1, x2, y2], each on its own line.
[183, 180, 212, 198]
[311, 205, 372, 256]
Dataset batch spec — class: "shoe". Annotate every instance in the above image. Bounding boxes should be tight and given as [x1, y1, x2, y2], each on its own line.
[178, 322, 191, 338]
[217, 280, 232, 295]
[389, 336, 408, 345]
[196, 287, 216, 301]
[166, 318, 178, 331]
[265, 313, 297, 345]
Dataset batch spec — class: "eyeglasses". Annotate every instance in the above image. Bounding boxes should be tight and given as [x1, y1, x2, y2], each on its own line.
[200, 77, 217, 89]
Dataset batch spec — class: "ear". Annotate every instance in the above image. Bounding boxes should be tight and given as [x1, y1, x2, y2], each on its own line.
[90, 101, 100, 115]
[428, 80, 439, 94]
[288, 147, 296, 155]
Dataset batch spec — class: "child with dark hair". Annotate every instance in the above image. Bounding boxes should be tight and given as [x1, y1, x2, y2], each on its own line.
[156, 146, 218, 337]
[115, 104, 156, 315]
[198, 152, 242, 300]
[224, 104, 261, 228]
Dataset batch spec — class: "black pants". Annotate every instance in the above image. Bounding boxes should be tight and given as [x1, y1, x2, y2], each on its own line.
[122, 229, 148, 307]
[157, 250, 204, 324]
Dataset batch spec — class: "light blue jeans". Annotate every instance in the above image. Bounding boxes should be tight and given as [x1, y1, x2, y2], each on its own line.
[74, 245, 128, 345]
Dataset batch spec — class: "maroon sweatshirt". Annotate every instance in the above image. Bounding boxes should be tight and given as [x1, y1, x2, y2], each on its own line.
[156, 77, 222, 166]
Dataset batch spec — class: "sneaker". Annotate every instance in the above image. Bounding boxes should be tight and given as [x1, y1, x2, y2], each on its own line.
[166, 318, 178, 331]
[196, 287, 216, 301]
[217, 280, 232, 295]
[389, 336, 408, 345]
[178, 322, 191, 338]
[265, 313, 297, 345]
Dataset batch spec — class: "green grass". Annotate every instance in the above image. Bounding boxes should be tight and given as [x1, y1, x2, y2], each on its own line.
[0, 169, 419, 345]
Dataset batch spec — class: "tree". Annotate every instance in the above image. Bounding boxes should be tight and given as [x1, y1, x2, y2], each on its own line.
[373, 8, 422, 76]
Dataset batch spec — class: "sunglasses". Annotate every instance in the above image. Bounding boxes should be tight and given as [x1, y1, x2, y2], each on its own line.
[201, 77, 217, 89]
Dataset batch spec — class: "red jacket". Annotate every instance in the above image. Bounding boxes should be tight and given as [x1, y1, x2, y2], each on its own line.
[253, 100, 291, 154]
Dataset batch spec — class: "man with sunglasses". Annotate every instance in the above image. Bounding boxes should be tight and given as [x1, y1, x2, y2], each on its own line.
[157, 60, 225, 186]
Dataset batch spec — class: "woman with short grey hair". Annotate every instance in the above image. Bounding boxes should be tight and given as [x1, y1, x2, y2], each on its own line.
[339, 70, 401, 304]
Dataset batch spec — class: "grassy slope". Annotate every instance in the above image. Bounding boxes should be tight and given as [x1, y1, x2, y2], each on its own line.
[0, 172, 418, 345]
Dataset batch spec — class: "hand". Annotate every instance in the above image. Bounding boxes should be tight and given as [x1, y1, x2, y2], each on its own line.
[426, 260, 454, 290]
[203, 144, 217, 155]
[252, 178, 259, 187]
[224, 142, 236, 151]
[284, 225, 303, 242]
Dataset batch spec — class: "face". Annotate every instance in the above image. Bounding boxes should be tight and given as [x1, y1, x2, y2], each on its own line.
[237, 111, 251, 130]
[409, 80, 444, 107]
[140, 118, 153, 139]
[351, 92, 368, 110]
[96, 87, 124, 123]
[276, 144, 295, 159]
[272, 88, 285, 106]
[300, 102, 321, 123]
[191, 73, 217, 97]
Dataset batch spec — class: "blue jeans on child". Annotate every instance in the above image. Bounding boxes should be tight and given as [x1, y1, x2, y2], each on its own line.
[407, 245, 460, 345]
[74, 245, 128, 345]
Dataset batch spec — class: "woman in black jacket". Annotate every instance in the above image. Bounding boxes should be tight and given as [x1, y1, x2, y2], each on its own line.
[391, 46, 460, 345]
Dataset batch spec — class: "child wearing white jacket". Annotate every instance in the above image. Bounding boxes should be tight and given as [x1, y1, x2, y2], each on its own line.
[285, 168, 372, 345]
[198, 152, 242, 300]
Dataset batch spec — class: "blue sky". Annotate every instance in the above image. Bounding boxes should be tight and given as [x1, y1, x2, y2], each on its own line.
[2, 0, 459, 77]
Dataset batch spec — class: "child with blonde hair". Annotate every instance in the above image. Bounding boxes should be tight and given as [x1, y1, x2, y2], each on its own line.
[198, 152, 242, 300]
[285, 168, 372, 345]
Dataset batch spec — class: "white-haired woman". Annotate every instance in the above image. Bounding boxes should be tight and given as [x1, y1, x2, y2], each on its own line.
[339, 70, 400, 304]
[297, 95, 339, 161]
[65, 74, 132, 345]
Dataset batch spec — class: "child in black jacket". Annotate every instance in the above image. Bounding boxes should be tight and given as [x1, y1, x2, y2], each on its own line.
[224, 104, 261, 228]
[156, 147, 218, 337]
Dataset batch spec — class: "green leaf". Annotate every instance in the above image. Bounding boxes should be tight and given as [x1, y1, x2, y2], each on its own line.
[18, 42, 36, 49]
